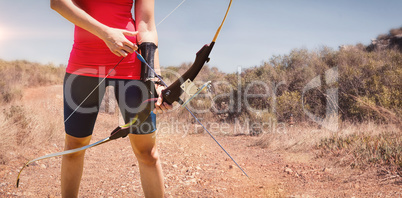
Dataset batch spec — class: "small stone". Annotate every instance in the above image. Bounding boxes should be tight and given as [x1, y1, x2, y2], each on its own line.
[284, 167, 293, 174]
[323, 167, 331, 172]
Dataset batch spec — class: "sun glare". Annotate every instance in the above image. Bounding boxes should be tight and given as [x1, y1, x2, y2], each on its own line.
[0, 27, 5, 40]
[0, 25, 9, 41]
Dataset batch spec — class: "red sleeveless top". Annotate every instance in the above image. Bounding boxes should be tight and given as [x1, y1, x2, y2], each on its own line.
[67, 0, 141, 80]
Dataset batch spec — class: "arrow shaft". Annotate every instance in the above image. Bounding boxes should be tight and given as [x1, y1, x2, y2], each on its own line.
[184, 106, 249, 178]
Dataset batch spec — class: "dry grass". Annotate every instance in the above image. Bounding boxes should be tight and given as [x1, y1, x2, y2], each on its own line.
[0, 59, 65, 104]
[251, 122, 334, 151]
[251, 121, 401, 171]
[0, 59, 65, 164]
[317, 122, 401, 170]
[252, 121, 401, 171]
[0, 101, 64, 164]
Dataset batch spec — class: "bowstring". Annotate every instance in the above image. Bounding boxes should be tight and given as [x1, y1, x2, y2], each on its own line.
[64, 58, 125, 123]
[157, 0, 187, 27]
[64, 0, 187, 123]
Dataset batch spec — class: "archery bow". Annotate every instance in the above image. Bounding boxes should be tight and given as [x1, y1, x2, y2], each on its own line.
[17, 0, 246, 188]
[135, 0, 248, 177]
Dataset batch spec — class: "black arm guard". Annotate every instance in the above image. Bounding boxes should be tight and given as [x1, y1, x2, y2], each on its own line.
[139, 42, 158, 82]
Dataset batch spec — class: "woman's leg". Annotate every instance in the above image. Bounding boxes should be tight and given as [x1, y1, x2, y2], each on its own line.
[114, 79, 163, 197]
[129, 133, 164, 198]
[61, 134, 92, 198]
[62, 73, 105, 197]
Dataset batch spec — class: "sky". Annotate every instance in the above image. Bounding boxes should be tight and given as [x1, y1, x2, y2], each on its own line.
[0, 0, 401, 73]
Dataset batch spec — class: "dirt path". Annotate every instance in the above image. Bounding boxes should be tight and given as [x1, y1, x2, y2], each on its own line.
[0, 85, 401, 197]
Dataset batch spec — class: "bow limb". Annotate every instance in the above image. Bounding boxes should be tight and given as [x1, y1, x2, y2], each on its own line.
[16, 97, 157, 187]
[150, 0, 232, 104]
[16, 137, 110, 187]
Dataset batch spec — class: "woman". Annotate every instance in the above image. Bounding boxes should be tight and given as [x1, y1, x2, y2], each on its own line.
[50, 0, 169, 197]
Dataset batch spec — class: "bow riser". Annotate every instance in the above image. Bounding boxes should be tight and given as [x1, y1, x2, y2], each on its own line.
[162, 42, 215, 104]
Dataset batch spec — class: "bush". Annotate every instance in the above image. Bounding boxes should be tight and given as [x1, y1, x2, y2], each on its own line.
[0, 59, 65, 104]
[317, 129, 402, 169]
[221, 45, 401, 125]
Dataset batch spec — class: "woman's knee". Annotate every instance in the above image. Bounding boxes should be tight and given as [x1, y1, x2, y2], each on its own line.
[129, 133, 160, 166]
[63, 134, 91, 158]
[133, 146, 160, 166]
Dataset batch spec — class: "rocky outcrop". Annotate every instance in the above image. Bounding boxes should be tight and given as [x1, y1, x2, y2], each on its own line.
[367, 27, 402, 52]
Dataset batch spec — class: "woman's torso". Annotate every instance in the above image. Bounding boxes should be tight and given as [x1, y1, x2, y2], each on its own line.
[67, 0, 141, 79]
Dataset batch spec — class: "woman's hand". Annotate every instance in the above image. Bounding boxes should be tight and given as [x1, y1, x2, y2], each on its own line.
[153, 84, 173, 114]
[50, 0, 139, 57]
[101, 28, 139, 57]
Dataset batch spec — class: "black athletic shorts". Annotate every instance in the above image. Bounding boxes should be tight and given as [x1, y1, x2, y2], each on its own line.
[63, 73, 156, 138]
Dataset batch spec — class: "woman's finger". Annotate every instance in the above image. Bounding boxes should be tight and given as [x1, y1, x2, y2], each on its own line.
[122, 45, 134, 53]
[120, 50, 128, 57]
[111, 49, 122, 57]
[121, 30, 138, 50]
[153, 106, 163, 114]
[123, 30, 138, 37]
